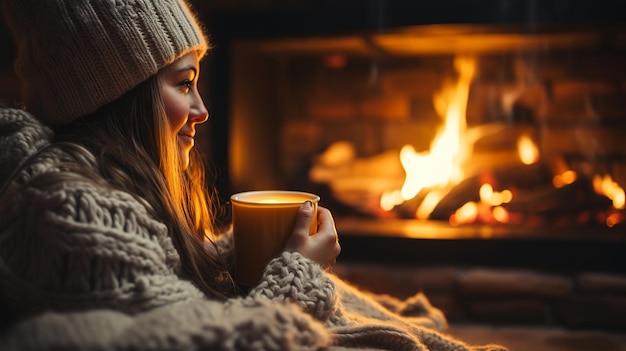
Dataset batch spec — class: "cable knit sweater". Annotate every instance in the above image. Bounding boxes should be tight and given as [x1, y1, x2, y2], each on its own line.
[0, 106, 507, 351]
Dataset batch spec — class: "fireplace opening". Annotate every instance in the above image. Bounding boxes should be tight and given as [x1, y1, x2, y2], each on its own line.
[227, 20, 626, 262]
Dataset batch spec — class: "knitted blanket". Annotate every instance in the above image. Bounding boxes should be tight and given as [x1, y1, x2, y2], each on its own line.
[0, 106, 507, 351]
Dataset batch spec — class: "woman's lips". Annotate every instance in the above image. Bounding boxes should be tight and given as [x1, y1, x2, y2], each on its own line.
[178, 133, 194, 146]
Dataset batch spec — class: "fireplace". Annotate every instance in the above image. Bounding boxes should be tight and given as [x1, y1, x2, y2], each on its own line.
[198, 1, 626, 270]
[196, 2, 626, 330]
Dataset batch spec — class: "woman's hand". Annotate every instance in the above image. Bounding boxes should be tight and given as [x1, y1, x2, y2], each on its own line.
[284, 202, 341, 269]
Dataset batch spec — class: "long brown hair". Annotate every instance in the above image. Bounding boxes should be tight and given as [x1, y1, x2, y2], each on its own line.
[52, 73, 236, 299]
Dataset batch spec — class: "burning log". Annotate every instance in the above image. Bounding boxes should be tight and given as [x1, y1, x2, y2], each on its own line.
[426, 162, 553, 220]
[394, 161, 615, 228]
[502, 176, 613, 219]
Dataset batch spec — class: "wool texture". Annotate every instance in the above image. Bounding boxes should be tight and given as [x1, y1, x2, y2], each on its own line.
[0, 107, 508, 351]
[1, 0, 208, 126]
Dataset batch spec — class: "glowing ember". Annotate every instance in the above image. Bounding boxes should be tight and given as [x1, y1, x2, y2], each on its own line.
[553, 170, 577, 188]
[517, 135, 539, 165]
[450, 184, 513, 225]
[594, 174, 625, 209]
[450, 201, 478, 225]
[416, 191, 445, 220]
[606, 212, 623, 228]
[492, 206, 510, 223]
[479, 183, 512, 206]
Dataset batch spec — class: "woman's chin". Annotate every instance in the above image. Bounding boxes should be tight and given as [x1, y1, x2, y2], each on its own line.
[180, 153, 190, 169]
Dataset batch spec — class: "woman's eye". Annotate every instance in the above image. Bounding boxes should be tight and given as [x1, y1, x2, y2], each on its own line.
[179, 80, 193, 94]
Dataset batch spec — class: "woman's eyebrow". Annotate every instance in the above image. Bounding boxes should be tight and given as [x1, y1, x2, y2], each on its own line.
[178, 66, 198, 79]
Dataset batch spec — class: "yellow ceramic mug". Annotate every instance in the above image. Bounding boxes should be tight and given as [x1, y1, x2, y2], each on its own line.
[231, 190, 319, 287]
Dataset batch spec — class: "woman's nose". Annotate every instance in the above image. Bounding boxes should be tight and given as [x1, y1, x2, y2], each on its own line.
[190, 92, 209, 124]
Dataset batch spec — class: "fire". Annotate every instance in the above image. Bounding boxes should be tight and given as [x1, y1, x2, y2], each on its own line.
[450, 183, 513, 225]
[374, 54, 625, 228]
[594, 174, 625, 210]
[479, 183, 512, 206]
[553, 170, 577, 188]
[517, 135, 539, 165]
[380, 56, 476, 212]
[450, 202, 478, 225]
[399, 144, 456, 199]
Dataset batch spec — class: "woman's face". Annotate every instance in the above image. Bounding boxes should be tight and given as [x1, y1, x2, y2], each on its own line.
[159, 52, 209, 169]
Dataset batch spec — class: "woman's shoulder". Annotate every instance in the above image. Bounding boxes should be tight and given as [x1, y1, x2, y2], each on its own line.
[0, 123, 184, 312]
[5, 148, 163, 236]
[0, 108, 134, 211]
[0, 104, 50, 139]
[0, 110, 163, 241]
[0, 105, 52, 186]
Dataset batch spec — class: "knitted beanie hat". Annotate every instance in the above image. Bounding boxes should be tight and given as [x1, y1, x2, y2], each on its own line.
[2, 0, 209, 126]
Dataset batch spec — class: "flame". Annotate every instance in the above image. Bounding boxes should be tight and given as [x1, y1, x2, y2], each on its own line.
[593, 174, 625, 209]
[450, 202, 478, 225]
[416, 191, 444, 220]
[553, 170, 577, 188]
[451, 183, 513, 225]
[380, 190, 402, 211]
[399, 144, 458, 199]
[377, 54, 624, 228]
[492, 206, 510, 223]
[606, 212, 623, 227]
[479, 183, 512, 206]
[381, 56, 477, 212]
[517, 135, 539, 165]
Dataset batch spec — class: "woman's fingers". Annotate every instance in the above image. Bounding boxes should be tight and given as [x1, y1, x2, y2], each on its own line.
[308, 208, 341, 267]
[285, 205, 341, 269]
[317, 207, 337, 241]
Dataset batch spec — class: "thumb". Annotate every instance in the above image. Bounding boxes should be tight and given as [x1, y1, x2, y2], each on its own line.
[286, 201, 315, 249]
[293, 200, 315, 235]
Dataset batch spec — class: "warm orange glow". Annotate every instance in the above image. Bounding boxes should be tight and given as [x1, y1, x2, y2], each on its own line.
[450, 183, 514, 225]
[552, 170, 577, 188]
[371, 53, 625, 226]
[500, 190, 513, 203]
[593, 174, 625, 209]
[492, 206, 510, 223]
[380, 190, 402, 211]
[380, 56, 476, 213]
[606, 212, 623, 227]
[450, 201, 478, 225]
[479, 183, 512, 206]
[398, 144, 458, 200]
[517, 135, 539, 165]
[448, 184, 514, 225]
[416, 191, 444, 220]
[479, 183, 493, 201]
[324, 53, 347, 69]
[562, 171, 577, 184]
[616, 192, 626, 210]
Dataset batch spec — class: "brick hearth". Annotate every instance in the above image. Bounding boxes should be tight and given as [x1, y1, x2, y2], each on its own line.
[334, 261, 626, 331]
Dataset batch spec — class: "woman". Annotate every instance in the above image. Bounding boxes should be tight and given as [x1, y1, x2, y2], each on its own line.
[0, 0, 506, 350]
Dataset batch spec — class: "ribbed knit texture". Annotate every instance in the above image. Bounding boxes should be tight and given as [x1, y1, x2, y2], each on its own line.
[0, 107, 508, 350]
[1, 0, 208, 126]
